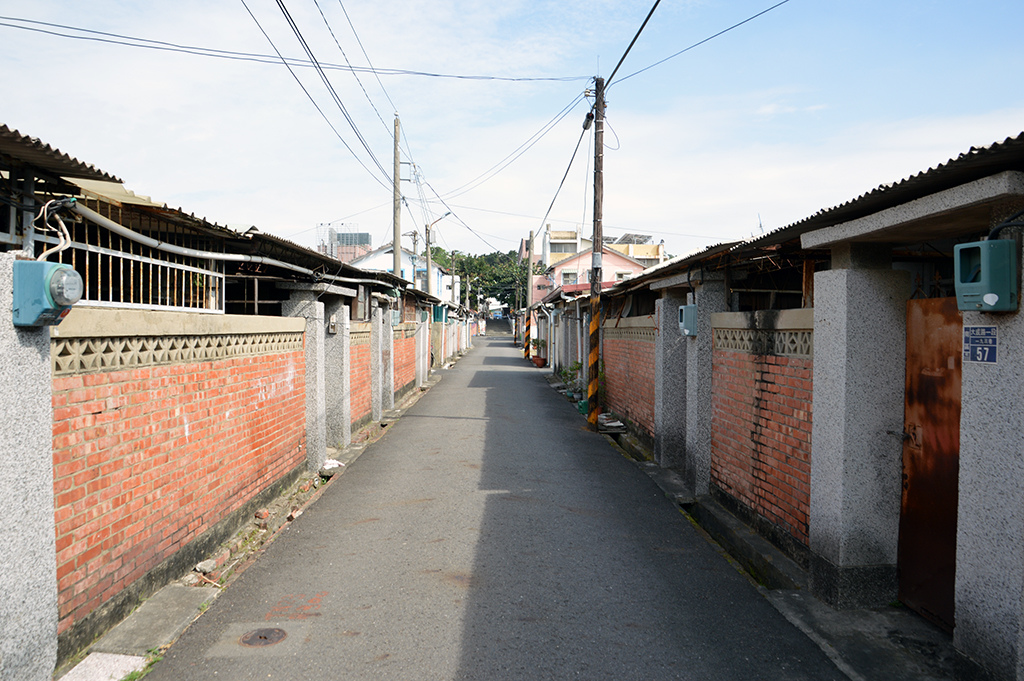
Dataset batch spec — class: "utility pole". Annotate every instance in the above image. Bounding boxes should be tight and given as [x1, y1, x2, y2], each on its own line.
[403, 230, 419, 287]
[424, 211, 450, 298]
[425, 225, 433, 296]
[587, 77, 605, 426]
[525, 229, 534, 357]
[393, 114, 402, 281]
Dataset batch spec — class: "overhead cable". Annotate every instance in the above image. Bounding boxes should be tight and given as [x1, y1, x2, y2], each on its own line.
[311, 0, 393, 139]
[238, 0, 391, 190]
[0, 16, 586, 82]
[440, 91, 588, 200]
[613, 0, 792, 87]
[273, 0, 391, 182]
[606, 0, 662, 87]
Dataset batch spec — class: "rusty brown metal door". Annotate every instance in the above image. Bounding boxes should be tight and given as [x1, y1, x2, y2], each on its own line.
[899, 297, 962, 630]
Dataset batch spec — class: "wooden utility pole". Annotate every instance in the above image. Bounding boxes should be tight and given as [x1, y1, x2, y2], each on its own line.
[393, 114, 402, 281]
[587, 77, 605, 426]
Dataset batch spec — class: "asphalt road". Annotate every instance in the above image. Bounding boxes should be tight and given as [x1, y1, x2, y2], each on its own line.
[147, 333, 845, 681]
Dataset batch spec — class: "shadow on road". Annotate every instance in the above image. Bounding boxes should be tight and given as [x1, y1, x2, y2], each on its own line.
[450, 337, 844, 680]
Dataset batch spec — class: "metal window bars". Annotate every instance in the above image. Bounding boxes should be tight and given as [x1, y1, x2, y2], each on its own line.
[32, 197, 224, 313]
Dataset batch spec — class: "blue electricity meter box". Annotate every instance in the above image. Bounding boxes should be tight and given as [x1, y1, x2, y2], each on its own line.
[13, 260, 84, 326]
[953, 239, 1018, 312]
[678, 304, 697, 336]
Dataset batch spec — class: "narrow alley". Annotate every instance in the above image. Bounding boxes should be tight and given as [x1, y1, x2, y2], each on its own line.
[146, 330, 844, 680]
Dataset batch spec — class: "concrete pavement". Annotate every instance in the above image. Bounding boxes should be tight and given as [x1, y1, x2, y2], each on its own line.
[137, 333, 847, 680]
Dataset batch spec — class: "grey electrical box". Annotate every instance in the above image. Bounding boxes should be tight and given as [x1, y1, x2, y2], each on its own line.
[678, 304, 697, 336]
[954, 239, 1018, 312]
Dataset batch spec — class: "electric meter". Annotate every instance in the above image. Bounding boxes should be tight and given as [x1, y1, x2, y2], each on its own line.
[13, 261, 84, 326]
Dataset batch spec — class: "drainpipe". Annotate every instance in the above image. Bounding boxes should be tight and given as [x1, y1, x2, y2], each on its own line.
[72, 202, 387, 288]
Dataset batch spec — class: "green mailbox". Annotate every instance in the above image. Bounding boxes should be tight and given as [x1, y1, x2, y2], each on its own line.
[954, 239, 1018, 312]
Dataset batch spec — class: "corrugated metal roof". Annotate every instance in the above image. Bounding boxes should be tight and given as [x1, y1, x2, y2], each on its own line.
[0, 124, 121, 182]
[606, 132, 1024, 295]
[741, 131, 1024, 250]
[71, 178, 162, 207]
[250, 231, 410, 289]
[606, 240, 740, 295]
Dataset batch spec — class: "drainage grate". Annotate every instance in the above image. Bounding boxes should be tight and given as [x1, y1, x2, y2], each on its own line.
[240, 628, 287, 647]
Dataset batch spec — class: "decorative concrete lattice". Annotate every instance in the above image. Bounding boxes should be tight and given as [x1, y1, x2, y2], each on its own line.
[350, 330, 371, 347]
[602, 326, 656, 342]
[52, 332, 304, 375]
[713, 328, 813, 359]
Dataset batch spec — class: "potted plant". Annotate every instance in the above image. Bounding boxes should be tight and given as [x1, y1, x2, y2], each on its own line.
[530, 338, 547, 367]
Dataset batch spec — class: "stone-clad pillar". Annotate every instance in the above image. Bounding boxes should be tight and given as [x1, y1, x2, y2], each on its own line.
[371, 305, 383, 423]
[323, 299, 351, 449]
[0, 252, 58, 680]
[384, 307, 395, 411]
[808, 243, 909, 608]
[954, 236, 1024, 680]
[654, 290, 688, 469]
[685, 274, 728, 495]
[282, 291, 326, 472]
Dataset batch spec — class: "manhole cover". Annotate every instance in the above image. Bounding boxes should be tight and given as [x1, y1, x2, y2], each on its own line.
[240, 628, 287, 647]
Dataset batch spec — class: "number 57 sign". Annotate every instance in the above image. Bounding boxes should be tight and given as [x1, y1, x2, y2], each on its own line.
[963, 326, 998, 364]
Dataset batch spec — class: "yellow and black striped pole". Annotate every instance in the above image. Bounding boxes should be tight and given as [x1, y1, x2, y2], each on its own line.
[524, 310, 531, 358]
[587, 76, 605, 427]
[587, 295, 600, 425]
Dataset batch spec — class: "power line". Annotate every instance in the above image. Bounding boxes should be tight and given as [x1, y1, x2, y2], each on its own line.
[440, 91, 588, 200]
[0, 16, 587, 82]
[423, 181, 513, 258]
[334, 1, 408, 147]
[607, 0, 662, 87]
[238, 0, 391, 190]
[536, 124, 590, 242]
[311, 0, 392, 139]
[272, 0, 391, 182]
[613, 0, 792, 87]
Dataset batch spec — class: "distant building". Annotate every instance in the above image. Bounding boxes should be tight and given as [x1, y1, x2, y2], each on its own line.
[320, 229, 372, 263]
[537, 225, 668, 269]
[349, 243, 459, 303]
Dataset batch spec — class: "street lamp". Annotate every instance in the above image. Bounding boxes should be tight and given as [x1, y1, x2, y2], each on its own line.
[425, 211, 451, 297]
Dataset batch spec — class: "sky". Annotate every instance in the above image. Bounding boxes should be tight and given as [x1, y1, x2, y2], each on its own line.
[2, 0, 1024, 260]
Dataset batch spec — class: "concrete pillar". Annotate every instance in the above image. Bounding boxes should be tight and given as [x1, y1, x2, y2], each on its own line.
[323, 299, 351, 449]
[384, 308, 395, 411]
[371, 306, 383, 422]
[684, 275, 728, 495]
[0, 252, 58, 681]
[654, 290, 688, 469]
[282, 292, 326, 472]
[954, 236, 1024, 679]
[415, 320, 426, 389]
[808, 244, 909, 608]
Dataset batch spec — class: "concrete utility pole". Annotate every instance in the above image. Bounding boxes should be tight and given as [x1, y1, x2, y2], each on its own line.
[393, 114, 402, 281]
[587, 77, 605, 426]
[525, 230, 534, 357]
[527, 230, 534, 309]
[424, 211, 450, 298]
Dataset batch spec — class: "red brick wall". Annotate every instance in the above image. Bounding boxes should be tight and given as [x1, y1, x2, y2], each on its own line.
[711, 350, 813, 544]
[394, 325, 416, 395]
[52, 350, 305, 636]
[350, 339, 371, 426]
[602, 326, 656, 439]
